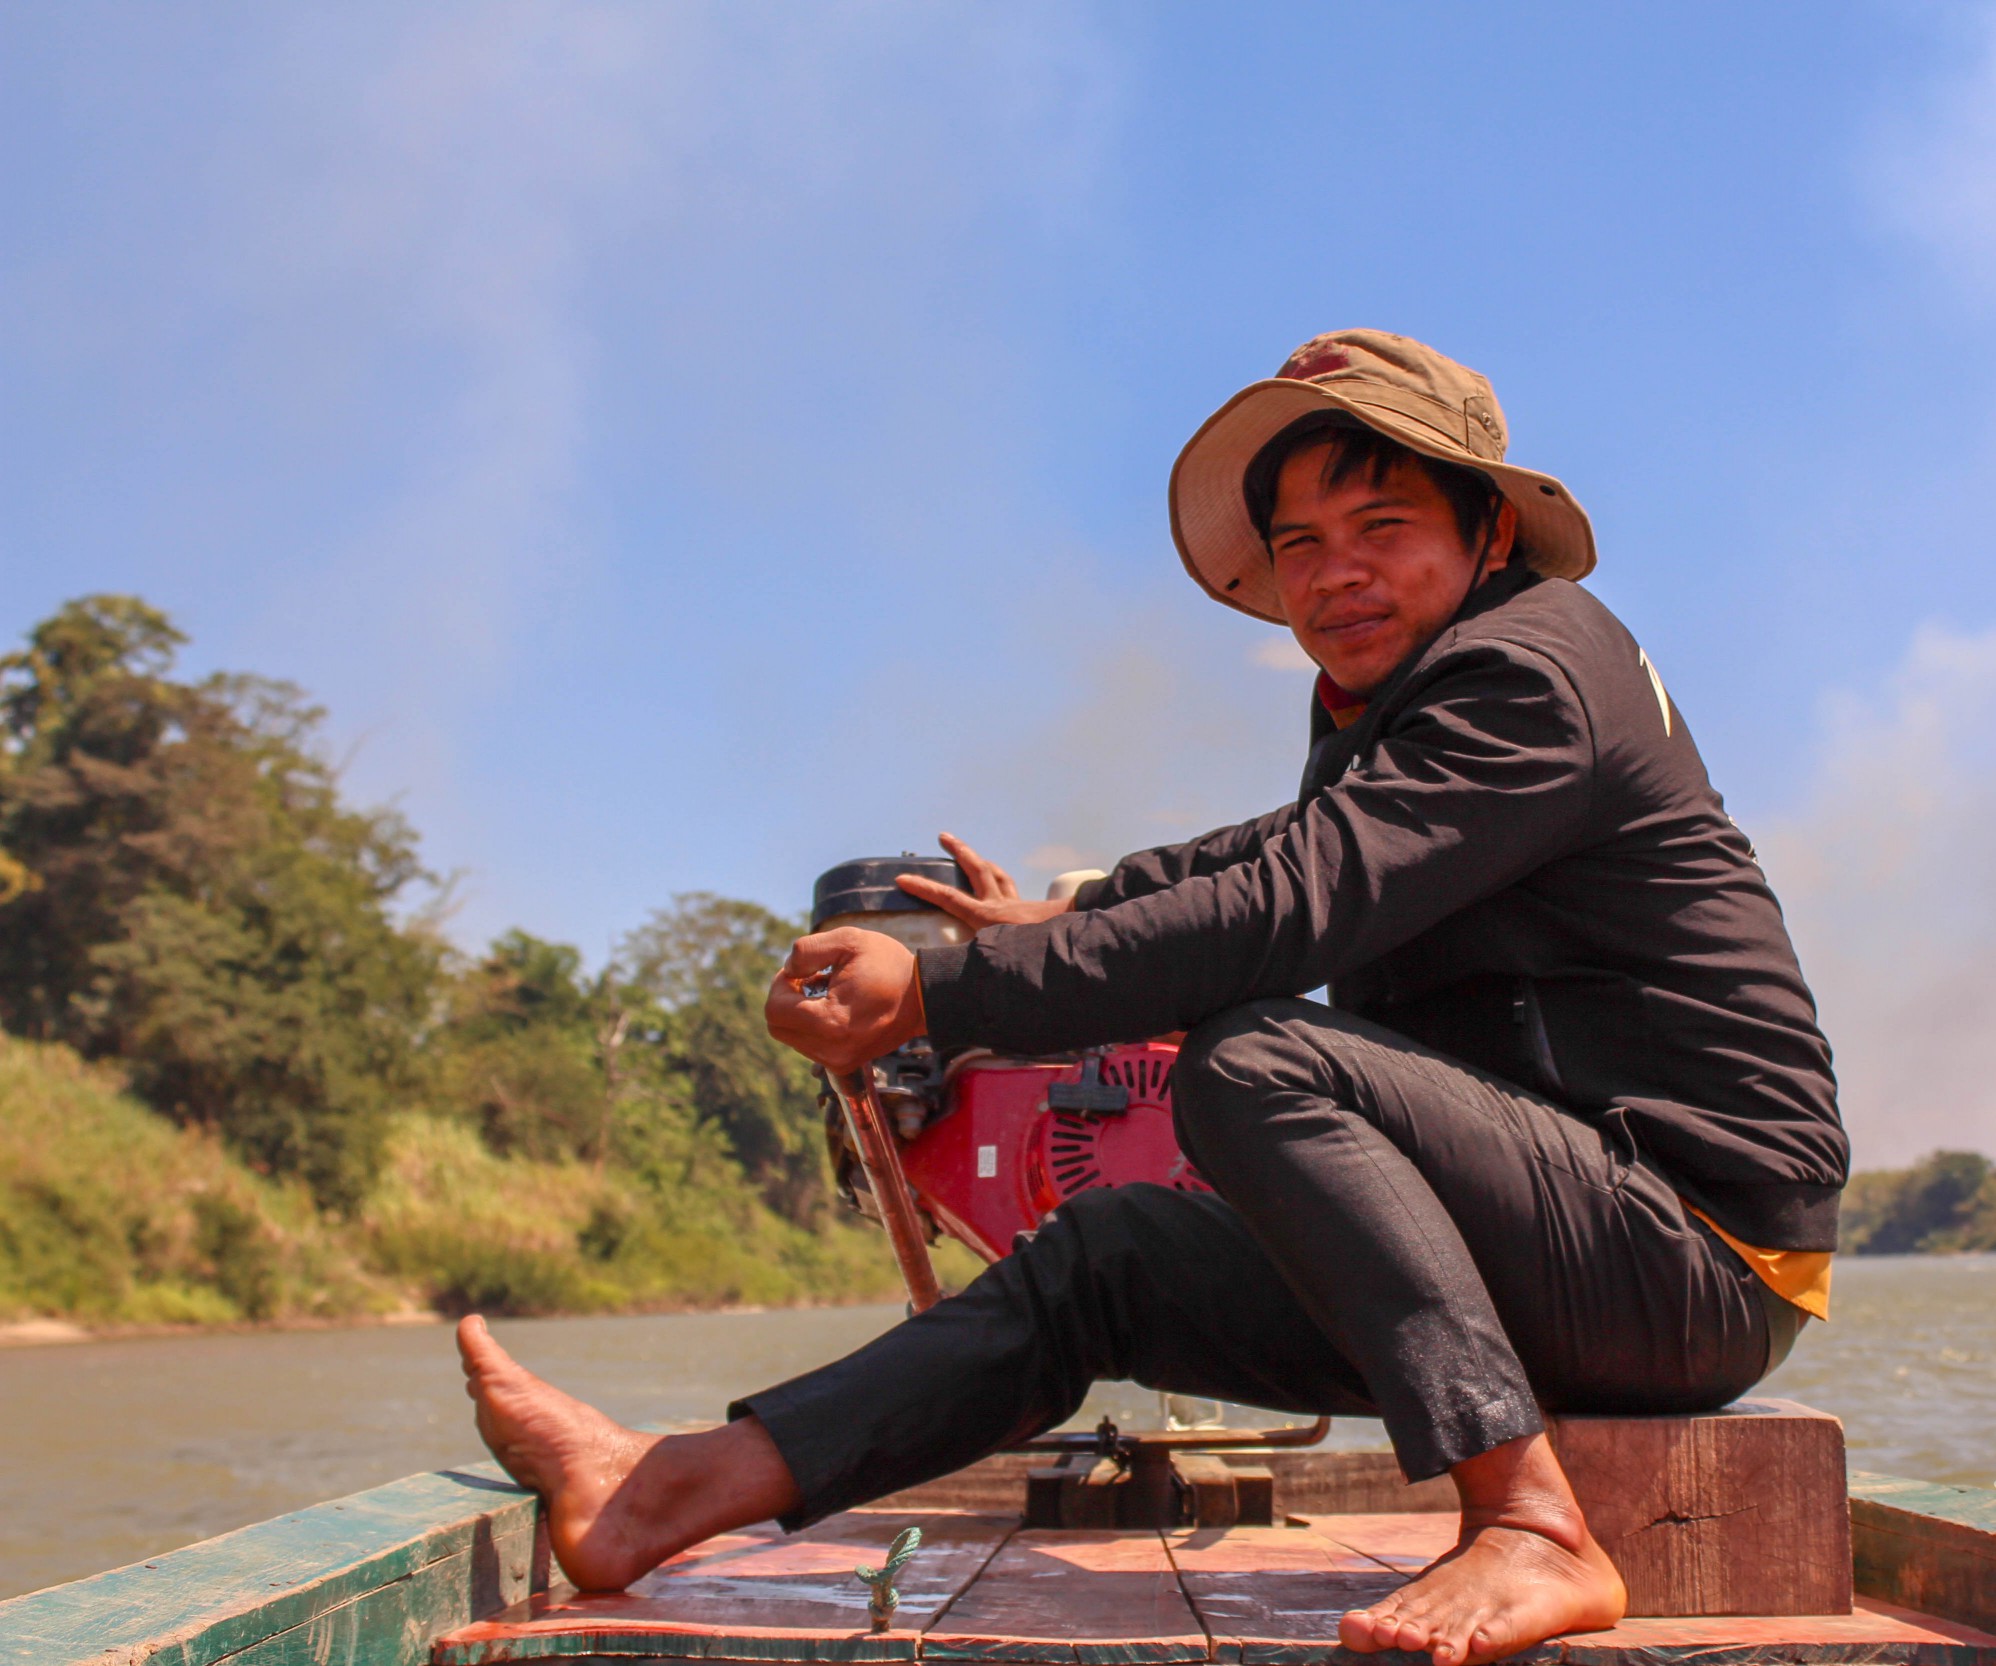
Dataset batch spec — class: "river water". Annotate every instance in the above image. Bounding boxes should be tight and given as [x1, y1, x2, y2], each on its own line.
[2, 1254, 1991, 1603]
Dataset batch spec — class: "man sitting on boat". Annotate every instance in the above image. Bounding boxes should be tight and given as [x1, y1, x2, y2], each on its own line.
[457, 330, 1847, 1666]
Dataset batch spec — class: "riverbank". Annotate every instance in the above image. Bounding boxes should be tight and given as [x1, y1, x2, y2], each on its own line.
[0, 1036, 981, 1333]
[0, 1288, 949, 1348]
[0, 1310, 442, 1348]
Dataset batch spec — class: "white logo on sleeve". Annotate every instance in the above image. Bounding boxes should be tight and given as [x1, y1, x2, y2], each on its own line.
[1637, 647, 1672, 738]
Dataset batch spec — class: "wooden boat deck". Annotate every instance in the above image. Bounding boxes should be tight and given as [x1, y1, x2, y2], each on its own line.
[432, 1507, 1996, 1666]
[5, 1456, 1990, 1666]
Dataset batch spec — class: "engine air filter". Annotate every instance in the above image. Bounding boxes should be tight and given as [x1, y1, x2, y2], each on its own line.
[811, 856, 969, 931]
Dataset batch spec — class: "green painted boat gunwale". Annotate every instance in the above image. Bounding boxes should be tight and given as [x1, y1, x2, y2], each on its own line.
[0, 1462, 547, 1666]
[1851, 1472, 1996, 1635]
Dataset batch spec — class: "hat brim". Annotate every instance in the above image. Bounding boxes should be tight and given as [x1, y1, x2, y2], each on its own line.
[1169, 379, 1598, 625]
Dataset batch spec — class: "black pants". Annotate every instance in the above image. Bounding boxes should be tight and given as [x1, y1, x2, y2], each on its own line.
[736, 999, 1803, 1528]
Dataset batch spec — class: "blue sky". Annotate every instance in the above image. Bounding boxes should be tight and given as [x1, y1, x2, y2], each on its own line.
[5, 3, 1996, 1163]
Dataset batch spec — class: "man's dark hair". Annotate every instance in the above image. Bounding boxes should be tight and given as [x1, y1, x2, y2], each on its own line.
[1242, 411, 1507, 556]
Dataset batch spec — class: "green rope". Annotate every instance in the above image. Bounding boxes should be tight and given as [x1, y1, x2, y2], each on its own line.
[853, 1526, 922, 1632]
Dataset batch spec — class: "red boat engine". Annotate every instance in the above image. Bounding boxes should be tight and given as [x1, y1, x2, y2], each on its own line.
[815, 857, 1210, 1263]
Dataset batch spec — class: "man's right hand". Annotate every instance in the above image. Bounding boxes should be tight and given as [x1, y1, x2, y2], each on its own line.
[896, 832, 1076, 933]
[765, 927, 925, 1073]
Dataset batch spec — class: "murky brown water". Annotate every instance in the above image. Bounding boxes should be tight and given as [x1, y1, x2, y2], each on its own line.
[3, 1254, 1990, 1602]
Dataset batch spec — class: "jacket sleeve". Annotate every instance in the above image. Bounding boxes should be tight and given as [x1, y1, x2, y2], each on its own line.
[919, 643, 1598, 1055]
[1070, 803, 1303, 910]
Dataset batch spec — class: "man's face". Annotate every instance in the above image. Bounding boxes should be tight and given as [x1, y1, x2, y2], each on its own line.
[1268, 444, 1514, 695]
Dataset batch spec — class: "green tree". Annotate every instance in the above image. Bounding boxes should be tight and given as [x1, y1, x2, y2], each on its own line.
[0, 596, 189, 1030]
[1957, 1168, 1996, 1253]
[1842, 1149, 1995, 1254]
[616, 893, 827, 1223]
[436, 931, 626, 1164]
[0, 596, 438, 1210]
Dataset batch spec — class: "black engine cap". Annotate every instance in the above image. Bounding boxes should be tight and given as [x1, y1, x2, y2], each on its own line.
[812, 855, 967, 929]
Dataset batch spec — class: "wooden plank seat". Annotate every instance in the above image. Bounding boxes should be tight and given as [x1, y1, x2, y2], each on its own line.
[430, 1509, 1996, 1666]
[1547, 1398, 1852, 1616]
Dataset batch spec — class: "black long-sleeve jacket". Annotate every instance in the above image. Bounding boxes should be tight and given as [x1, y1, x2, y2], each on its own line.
[918, 567, 1847, 1251]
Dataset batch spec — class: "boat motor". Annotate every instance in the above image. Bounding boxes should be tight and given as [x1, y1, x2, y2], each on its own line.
[811, 855, 1211, 1267]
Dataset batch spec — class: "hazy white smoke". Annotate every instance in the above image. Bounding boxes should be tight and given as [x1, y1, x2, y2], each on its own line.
[944, 602, 1316, 890]
[1759, 625, 1996, 1167]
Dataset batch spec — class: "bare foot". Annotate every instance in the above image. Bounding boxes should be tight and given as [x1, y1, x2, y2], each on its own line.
[1339, 1521, 1625, 1664]
[456, 1314, 799, 1591]
[1340, 1432, 1625, 1664]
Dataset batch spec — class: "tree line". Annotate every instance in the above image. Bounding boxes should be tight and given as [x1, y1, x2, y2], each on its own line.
[1840, 1149, 1996, 1255]
[0, 595, 884, 1321]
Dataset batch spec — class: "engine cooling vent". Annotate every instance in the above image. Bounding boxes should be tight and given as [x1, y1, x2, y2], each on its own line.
[1035, 1045, 1210, 1206]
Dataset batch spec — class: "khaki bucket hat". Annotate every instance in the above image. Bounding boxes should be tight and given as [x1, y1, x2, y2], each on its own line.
[1170, 329, 1597, 624]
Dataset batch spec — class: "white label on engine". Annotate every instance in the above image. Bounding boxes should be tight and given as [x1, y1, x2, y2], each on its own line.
[977, 1144, 998, 1178]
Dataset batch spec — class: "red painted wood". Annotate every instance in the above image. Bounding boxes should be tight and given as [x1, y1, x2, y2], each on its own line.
[921, 1530, 1207, 1664]
[1172, 1524, 1398, 1578]
[433, 1512, 1014, 1664]
[1550, 1598, 1996, 1665]
[1298, 1511, 1459, 1574]
[1166, 1525, 1402, 1655]
[432, 1509, 1996, 1666]
[1166, 1523, 1996, 1665]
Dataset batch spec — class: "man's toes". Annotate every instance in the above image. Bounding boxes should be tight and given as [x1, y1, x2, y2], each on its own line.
[1388, 1614, 1437, 1656]
[456, 1314, 512, 1377]
[1430, 1625, 1477, 1666]
[458, 1316, 538, 1400]
[1339, 1605, 1396, 1652]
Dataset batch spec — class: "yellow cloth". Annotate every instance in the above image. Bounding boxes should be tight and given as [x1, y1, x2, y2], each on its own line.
[1685, 1204, 1831, 1321]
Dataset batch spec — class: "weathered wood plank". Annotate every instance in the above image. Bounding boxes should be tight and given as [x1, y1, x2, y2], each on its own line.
[434, 1512, 1016, 1664]
[880, 1454, 1049, 1516]
[0, 1463, 545, 1666]
[1060, 1460, 1128, 1530]
[222, 1523, 538, 1666]
[1548, 1398, 1852, 1616]
[922, 1530, 1206, 1664]
[1269, 1514, 1995, 1666]
[1243, 1453, 1455, 1520]
[1298, 1512, 1458, 1576]
[1173, 1459, 1243, 1532]
[1226, 1469, 1274, 1531]
[1165, 1525, 1403, 1662]
[1550, 1598, 1996, 1665]
[878, 1450, 1456, 1521]
[1180, 1536, 1995, 1666]
[1851, 1472, 1996, 1634]
[1181, 1525, 1993, 1666]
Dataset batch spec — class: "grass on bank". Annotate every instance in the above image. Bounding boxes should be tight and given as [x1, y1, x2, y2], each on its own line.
[0, 1036, 390, 1325]
[0, 1036, 980, 1328]
[364, 1114, 978, 1315]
